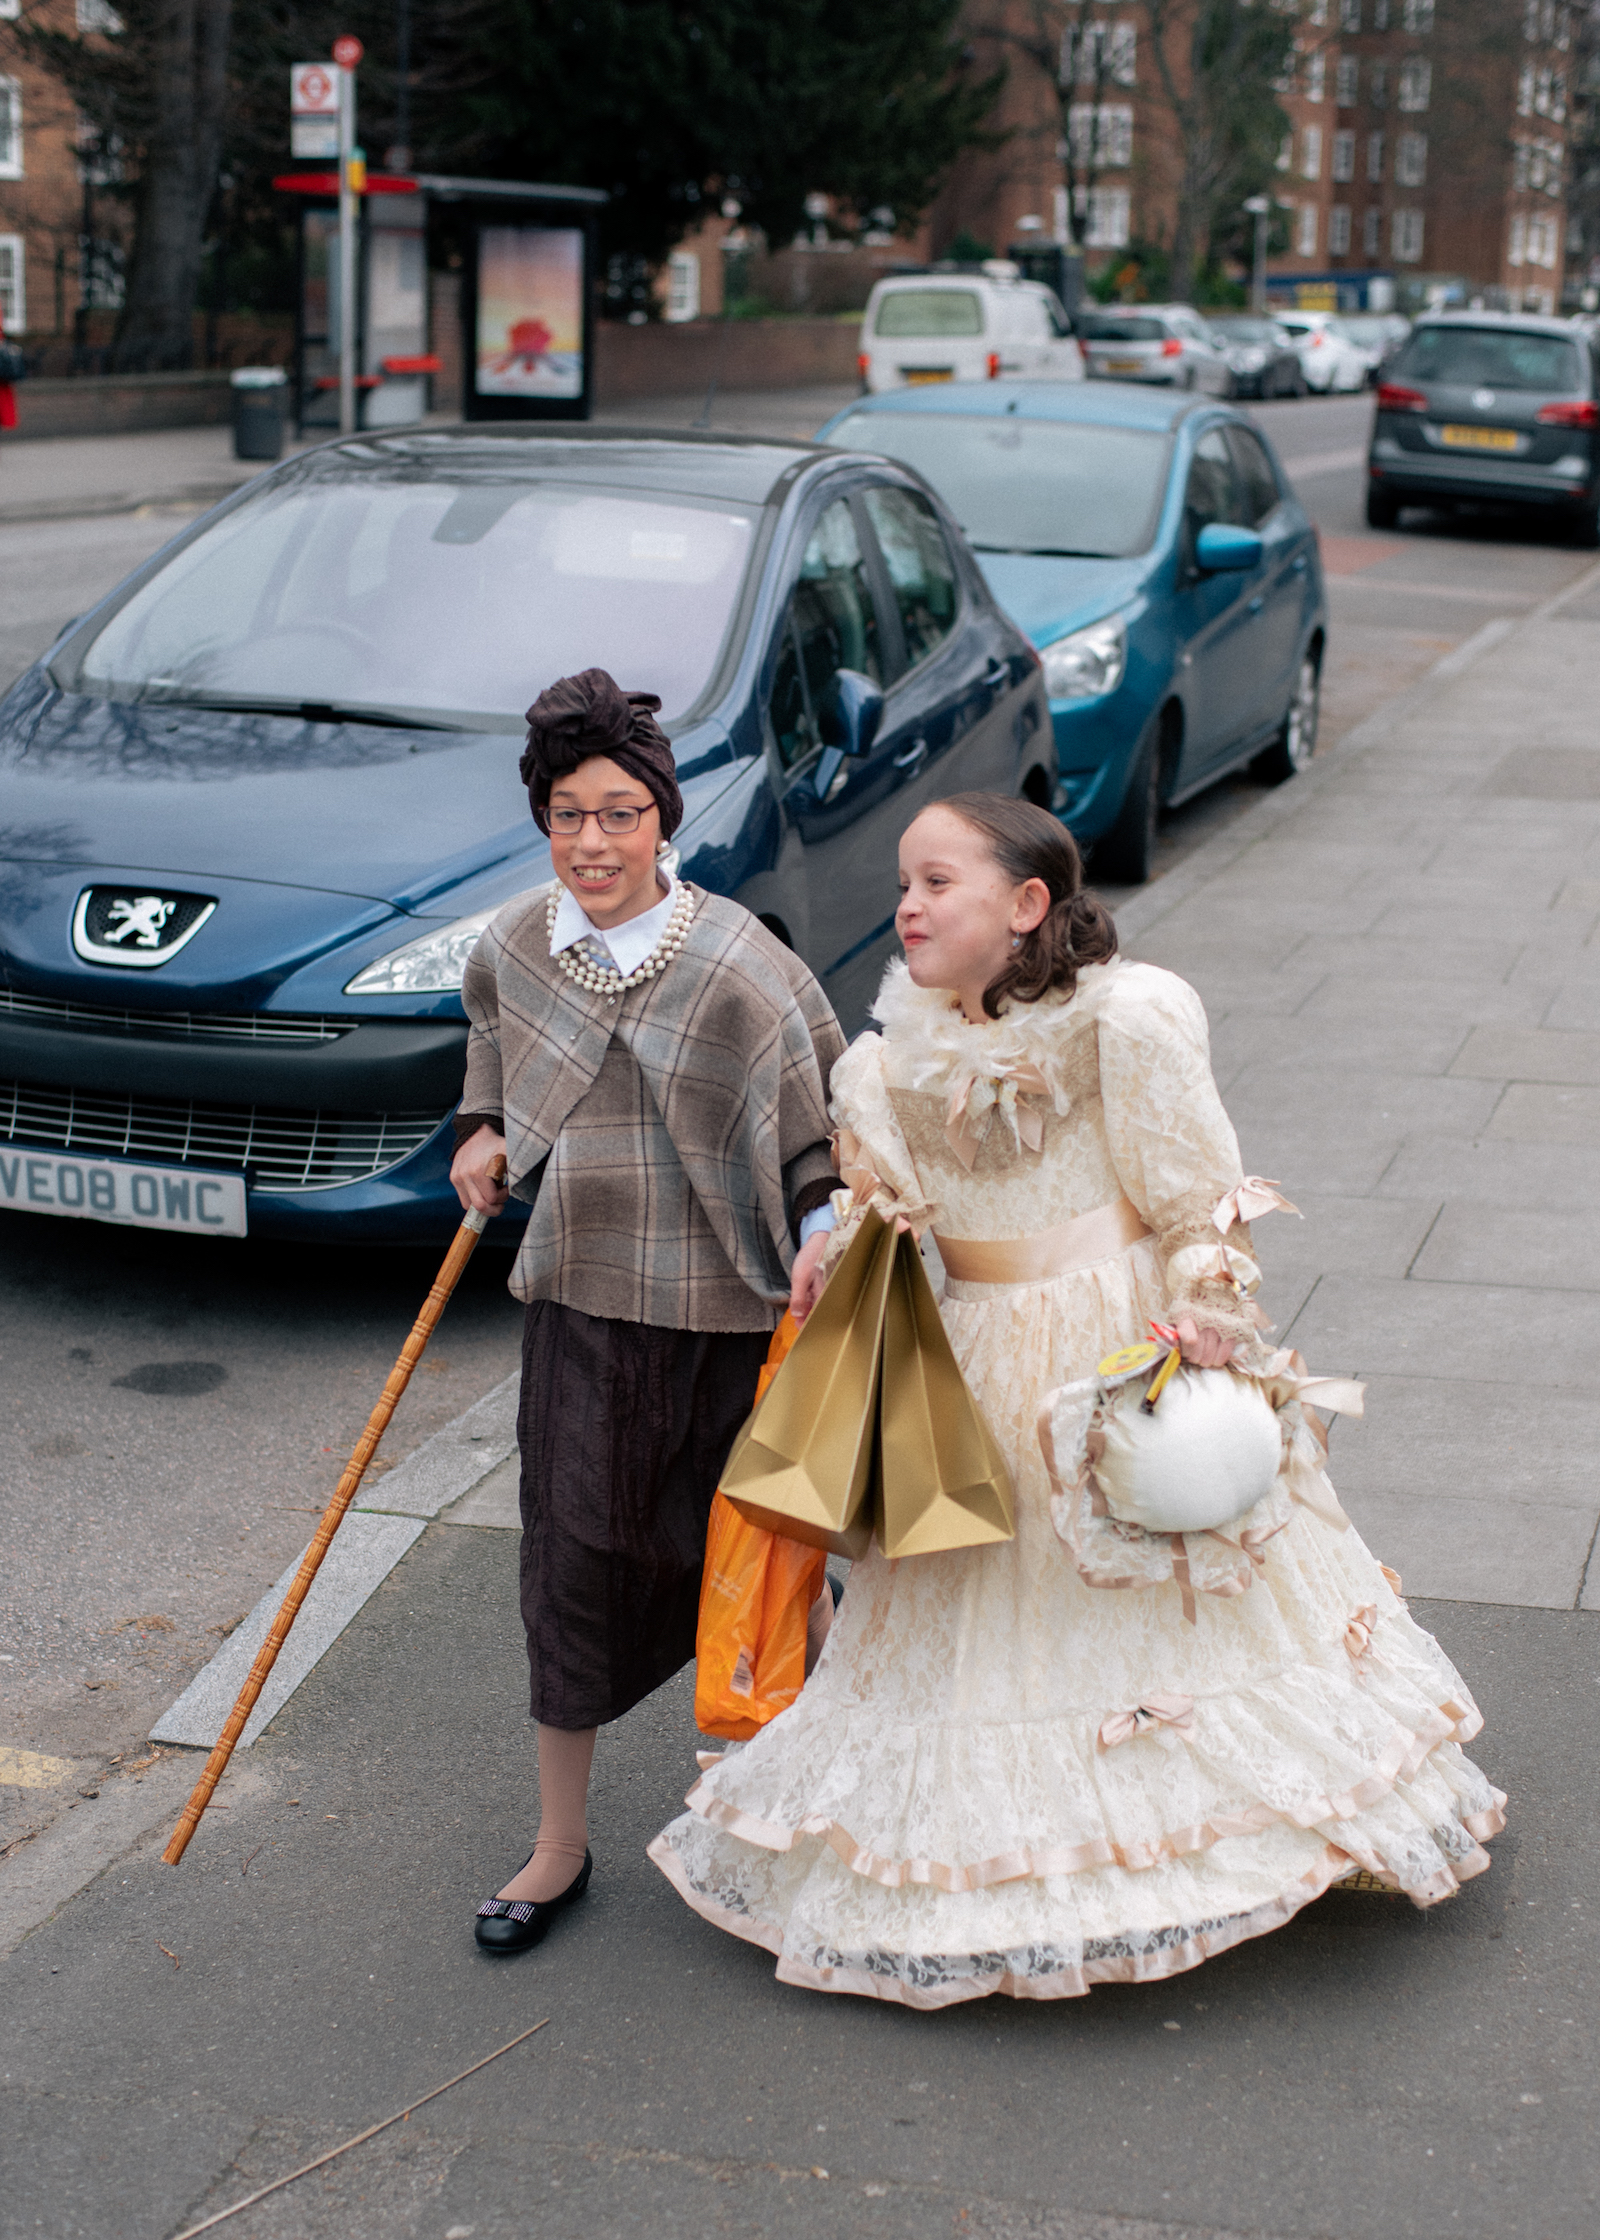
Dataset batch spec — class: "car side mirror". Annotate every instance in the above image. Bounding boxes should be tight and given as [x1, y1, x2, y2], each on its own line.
[1194, 523, 1264, 573]
[820, 668, 885, 758]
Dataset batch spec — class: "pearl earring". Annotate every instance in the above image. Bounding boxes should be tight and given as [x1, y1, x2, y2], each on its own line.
[1011, 934, 1022, 951]
[656, 840, 670, 857]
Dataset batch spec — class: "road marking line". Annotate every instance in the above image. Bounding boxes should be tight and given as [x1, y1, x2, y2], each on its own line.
[1327, 577, 1537, 606]
[0, 1748, 77, 1790]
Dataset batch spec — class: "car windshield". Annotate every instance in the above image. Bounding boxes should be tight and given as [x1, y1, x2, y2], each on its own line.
[824, 412, 1168, 559]
[1211, 318, 1278, 341]
[1392, 325, 1583, 392]
[1079, 315, 1165, 343]
[70, 468, 760, 726]
[875, 289, 984, 338]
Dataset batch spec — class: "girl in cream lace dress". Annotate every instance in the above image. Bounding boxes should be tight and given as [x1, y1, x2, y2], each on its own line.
[649, 796, 1504, 2007]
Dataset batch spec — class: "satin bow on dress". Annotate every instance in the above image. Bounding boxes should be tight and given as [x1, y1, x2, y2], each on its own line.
[941, 1060, 1060, 1171]
[1097, 1693, 1196, 1749]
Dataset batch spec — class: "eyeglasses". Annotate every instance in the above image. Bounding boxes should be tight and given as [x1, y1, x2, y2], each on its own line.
[546, 805, 653, 835]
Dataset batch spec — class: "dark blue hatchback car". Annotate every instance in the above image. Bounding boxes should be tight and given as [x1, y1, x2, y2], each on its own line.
[818, 382, 1327, 882]
[0, 427, 1051, 1245]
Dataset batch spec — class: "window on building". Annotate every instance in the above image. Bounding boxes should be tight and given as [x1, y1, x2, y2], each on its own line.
[1063, 18, 1137, 87]
[1514, 141, 1531, 187]
[1302, 126, 1323, 177]
[1402, 0, 1433, 29]
[1329, 206, 1353, 254]
[0, 0, 19, 19]
[1297, 204, 1319, 257]
[1370, 62, 1388, 106]
[1392, 207, 1425, 261]
[1306, 51, 1326, 101]
[1068, 104, 1134, 168]
[1396, 132, 1427, 184]
[1544, 141, 1562, 195]
[1528, 213, 1561, 266]
[1080, 186, 1132, 247]
[1333, 129, 1356, 179]
[1518, 63, 1534, 112]
[1398, 58, 1431, 109]
[1277, 132, 1293, 172]
[1340, 0, 1361, 27]
[1373, 0, 1389, 23]
[0, 77, 20, 179]
[1509, 213, 1527, 266]
[76, 0, 123, 27]
[1363, 207, 1381, 255]
[1336, 57, 1359, 105]
[0, 232, 23, 329]
[664, 251, 700, 323]
[1367, 131, 1385, 180]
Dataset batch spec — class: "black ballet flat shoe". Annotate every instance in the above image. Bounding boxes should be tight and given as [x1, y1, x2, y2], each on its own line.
[473, 1849, 593, 1955]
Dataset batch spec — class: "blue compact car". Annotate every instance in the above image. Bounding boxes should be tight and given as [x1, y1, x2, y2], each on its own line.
[0, 428, 1051, 1246]
[818, 382, 1327, 882]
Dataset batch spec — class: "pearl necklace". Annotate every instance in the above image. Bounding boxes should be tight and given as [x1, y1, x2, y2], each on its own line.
[546, 879, 697, 1004]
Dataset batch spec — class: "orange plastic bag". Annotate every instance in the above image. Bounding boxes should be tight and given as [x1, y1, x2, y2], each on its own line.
[695, 1313, 828, 1742]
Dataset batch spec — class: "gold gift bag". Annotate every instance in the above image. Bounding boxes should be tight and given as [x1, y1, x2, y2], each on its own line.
[719, 1210, 897, 1558]
[877, 1227, 1015, 1559]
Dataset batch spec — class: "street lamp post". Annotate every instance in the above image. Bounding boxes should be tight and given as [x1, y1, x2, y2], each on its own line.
[1243, 195, 1269, 315]
[333, 36, 364, 436]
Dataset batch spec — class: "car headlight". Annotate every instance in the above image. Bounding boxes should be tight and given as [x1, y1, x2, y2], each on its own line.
[343, 907, 499, 995]
[1040, 614, 1127, 700]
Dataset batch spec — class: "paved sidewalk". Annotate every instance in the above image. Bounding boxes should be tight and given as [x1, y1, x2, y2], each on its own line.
[4, 551, 1600, 2240]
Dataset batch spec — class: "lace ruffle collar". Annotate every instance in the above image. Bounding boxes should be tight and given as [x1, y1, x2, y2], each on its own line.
[869, 955, 1121, 1105]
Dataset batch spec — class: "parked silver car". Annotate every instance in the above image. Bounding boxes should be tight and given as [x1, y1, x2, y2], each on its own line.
[1078, 305, 1234, 395]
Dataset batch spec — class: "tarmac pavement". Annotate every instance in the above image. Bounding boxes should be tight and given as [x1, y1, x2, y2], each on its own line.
[5, 395, 1600, 2240]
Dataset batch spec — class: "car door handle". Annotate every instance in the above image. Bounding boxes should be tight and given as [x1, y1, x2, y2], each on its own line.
[894, 737, 929, 773]
[984, 657, 1008, 691]
[1247, 595, 1264, 614]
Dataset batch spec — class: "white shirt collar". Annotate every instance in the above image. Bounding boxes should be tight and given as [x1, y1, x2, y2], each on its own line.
[549, 870, 678, 976]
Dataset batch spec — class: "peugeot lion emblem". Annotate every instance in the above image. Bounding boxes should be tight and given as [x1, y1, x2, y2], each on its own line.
[71, 886, 218, 969]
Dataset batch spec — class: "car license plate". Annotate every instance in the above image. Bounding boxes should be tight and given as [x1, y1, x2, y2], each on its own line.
[0, 1148, 247, 1236]
[1103, 357, 1145, 374]
[1440, 424, 1519, 451]
[902, 369, 953, 385]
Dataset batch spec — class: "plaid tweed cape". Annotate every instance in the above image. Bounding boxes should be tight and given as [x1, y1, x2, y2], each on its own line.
[461, 884, 844, 1331]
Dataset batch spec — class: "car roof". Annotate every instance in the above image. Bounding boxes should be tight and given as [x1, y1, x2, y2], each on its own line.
[1411, 310, 1581, 338]
[288, 424, 824, 506]
[830, 380, 1208, 434]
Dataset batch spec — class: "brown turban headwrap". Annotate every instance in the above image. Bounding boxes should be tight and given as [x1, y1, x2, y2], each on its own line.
[520, 668, 683, 840]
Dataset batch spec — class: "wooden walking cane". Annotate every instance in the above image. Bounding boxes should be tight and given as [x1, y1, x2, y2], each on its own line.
[163, 1157, 509, 1865]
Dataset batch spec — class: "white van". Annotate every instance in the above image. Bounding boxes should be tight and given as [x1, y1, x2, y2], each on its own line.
[858, 268, 1085, 394]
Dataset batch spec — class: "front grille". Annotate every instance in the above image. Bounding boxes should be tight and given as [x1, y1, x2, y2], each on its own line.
[0, 989, 349, 1045]
[0, 1081, 448, 1191]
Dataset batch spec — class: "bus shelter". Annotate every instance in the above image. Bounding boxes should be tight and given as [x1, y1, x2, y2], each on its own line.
[272, 171, 605, 434]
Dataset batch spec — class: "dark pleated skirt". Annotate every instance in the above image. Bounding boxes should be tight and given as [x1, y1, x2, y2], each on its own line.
[516, 1299, 771, 1730]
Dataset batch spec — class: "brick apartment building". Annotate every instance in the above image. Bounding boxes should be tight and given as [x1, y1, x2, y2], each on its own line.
[0, 0, 126, 343]
[921, 0, 1575, 313]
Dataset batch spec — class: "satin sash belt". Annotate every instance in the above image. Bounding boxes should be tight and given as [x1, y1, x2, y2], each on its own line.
[934, 1195, 1151, 1285]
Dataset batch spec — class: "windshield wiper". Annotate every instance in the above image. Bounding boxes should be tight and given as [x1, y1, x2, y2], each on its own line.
[138, 694, 469, 732]
[970, 543, 1113, 560]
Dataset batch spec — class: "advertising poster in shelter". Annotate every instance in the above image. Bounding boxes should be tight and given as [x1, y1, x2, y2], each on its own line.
[474, 226, 584, 401]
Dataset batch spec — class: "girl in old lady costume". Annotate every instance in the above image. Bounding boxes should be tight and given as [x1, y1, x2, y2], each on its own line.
[453, 668, 844, 1954]
[650, 794, 1504, 2006]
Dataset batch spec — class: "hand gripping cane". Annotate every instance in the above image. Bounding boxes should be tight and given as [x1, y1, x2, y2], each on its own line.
[163, 1159, 508, 1865]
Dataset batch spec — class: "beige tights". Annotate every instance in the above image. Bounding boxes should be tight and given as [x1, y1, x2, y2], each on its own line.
[497, 1723, 597, 1903]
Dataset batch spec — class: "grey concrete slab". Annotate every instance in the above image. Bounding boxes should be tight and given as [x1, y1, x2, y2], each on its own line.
[3, 1525, 1594, 2240]
[1282, 1270, 1600, 1388]
[1224, 1126, 1405, 1197]
[1333, 1487, 1597, 1607]
[1223, 1065, 1503, 1139]
[1377, 1133, 1600, 1208]
[1209, 1011, 1473, 1082]
[1293, 974, 1552, 1028]
[354, 1372, 518, 1520]
[148, 1510, 425, 1750]
[1250, 1194, 1442, 1286]
[1487, 1083, 1600, 1143]
[1324, 1369, 1600, 1520]
[1449, 1024, 1600, 1083]
[1540, 982, 1600, 1031]
[1412, 1200, 1600, 1291]
[440, 1453, 521, 1531]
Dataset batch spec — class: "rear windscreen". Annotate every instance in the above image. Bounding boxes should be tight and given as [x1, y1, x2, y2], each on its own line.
[875, 290, 984, 339]
[1078, 315, 1165, 343]
[1393, 326, 1583, 392]
[823, 412, 1168, 560]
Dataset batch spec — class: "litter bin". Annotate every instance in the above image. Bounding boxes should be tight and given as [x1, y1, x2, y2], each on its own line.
[231, 366, 288, 461]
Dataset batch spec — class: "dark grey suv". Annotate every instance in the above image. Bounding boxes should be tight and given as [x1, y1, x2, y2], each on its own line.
[1366, 313, 1599, 542]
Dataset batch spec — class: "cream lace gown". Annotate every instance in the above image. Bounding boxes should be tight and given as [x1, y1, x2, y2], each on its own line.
[648, 958, 1505, 2007]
